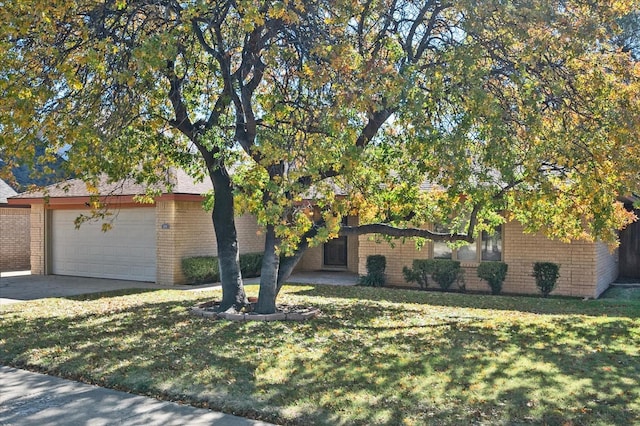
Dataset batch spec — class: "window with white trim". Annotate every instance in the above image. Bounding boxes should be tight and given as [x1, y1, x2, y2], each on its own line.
[433, 225, 502, 262]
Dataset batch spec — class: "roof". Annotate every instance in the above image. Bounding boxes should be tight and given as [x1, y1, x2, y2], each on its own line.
[9, 168, 212, 200]
[0, 179, 18, 204]
[0, 146, 69, 192]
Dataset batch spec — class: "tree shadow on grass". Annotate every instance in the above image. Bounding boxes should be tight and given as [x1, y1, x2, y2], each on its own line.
[0, 294, 278, 422]
[1, 289, 638, 425]
[251, 301, 640, 425]
[285, 283, 640, 318]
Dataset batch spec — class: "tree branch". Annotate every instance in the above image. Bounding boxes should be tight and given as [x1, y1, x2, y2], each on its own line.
[339, 223, 474, 242]
[356, 108, 395, 147]
[166, 60, 194, 138]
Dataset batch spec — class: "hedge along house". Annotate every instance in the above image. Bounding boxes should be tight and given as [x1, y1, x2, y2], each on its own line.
[0, 178, 30, 272]
[8, 169, 265, 285]
[294, 175, 629, 298]
[291, 211, 622, 298]
[353, 219, 621, 298]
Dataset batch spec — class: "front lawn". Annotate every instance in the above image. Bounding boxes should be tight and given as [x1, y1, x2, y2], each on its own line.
[1, 285, 639, 425]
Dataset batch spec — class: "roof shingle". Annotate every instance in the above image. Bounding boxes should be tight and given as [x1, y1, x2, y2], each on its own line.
[10, 168, 212, 200]
[0, 179, 18, 204]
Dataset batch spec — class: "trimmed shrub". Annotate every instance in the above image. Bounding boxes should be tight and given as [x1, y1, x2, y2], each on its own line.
[430, 259, 462, 291]
[240, 252, 263, 278]
[533, 262, 560, 297]
[402, 259, 433, 289]
[182, 256, 220, 284]
[403, 259, 463, 291]
[182, 252, 264, 284]
[477, 261, 508, 295]
[359, 255, 386, 287]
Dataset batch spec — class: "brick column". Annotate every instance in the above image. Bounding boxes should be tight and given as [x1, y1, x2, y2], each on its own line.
[156, 200, 176, 285]
[29, 204, 46, 275]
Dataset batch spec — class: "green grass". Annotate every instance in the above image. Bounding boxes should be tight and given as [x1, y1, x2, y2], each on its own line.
[1, 285, 639, 425]
[601, 285, 640, 301]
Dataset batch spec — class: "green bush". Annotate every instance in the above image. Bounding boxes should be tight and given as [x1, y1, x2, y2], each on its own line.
[533, 262, 560, 297]
[240, 252, 263, 278]
[403, 259, 434, 289]
[359, 255, 386, 287]
[181, 256, 220, 284]
[182, 252, 264, 284]
[477, 261, 508, 295]
[431, 259, 462, 291]
[403, 259, 463, 291]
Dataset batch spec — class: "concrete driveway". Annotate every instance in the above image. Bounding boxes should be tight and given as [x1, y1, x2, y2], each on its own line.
[0, 273, 196, 305]
[0, 271, 357, 304]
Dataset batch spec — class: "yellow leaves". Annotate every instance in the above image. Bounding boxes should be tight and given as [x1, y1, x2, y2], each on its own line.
[240, 8, 265, 31]
[70, 79, 83, 91]
[267, 2, 300, 24]
[40, 10, 51, 24]
[17, 88, 32, 100]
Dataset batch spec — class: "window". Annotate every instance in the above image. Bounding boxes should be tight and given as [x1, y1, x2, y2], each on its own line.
[481, 227, 502, 261]
[433, 225, 502, 262]
[457, 242, 478, 261]
[433, 224, 452, 259]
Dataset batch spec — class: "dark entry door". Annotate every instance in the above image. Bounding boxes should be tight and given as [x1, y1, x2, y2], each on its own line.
[324, 236, 347, 267]
[620, 209, 640, 279]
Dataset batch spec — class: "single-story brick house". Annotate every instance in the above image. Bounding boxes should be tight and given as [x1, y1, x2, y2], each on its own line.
[0, 178, 30, 272]
[9, 170, 637, 298]
[296, 189, 639, 298]
[295, 215, 625, 298]
[8, 170, 265, 285]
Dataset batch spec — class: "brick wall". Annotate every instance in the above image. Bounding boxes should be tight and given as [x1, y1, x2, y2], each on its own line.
[156, 200, 177, 285]
[502, 221, 597, 297]
[296, 244, 323, 271]
[296, 216, 359, 273]
[358, 233, 430, 288]
[158, 200, 266, 285]
[0, 207, 30, 272]
[595, 242, 618, 297]
[29, 204, 46, 274]
[355, 220, 607, 298]
[235, 213, 266, 254]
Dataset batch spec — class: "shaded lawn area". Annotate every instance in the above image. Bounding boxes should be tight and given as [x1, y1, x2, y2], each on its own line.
[1, 284, 639, 425]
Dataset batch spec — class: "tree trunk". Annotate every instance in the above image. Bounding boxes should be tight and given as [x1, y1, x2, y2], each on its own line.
[210, 167, 246, 312]
[276, 240, 310, 294]
[255, 224, 280, 314]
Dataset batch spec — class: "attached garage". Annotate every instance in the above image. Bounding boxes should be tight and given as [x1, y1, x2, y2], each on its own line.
[8, 170, 267, 285]
[50, 208, 156, 282]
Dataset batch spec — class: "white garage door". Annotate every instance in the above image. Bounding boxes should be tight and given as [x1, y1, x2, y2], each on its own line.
[51, 208, 156, 282]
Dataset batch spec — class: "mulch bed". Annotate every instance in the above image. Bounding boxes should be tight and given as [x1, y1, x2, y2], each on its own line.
[190, 300, 321, 321]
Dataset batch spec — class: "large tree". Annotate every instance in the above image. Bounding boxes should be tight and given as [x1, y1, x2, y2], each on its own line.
[1, 1, 639, 314]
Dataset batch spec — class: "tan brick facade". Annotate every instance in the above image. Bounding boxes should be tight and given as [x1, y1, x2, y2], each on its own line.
[595, 242, 618, 297]
[22, 194, 620, 296]
[348, 220, 616, 298]
[0, 206, 31, 272]
[156, 200, 265, 285]
[295, 216, 359, 273]
[29, 204, 46, 275]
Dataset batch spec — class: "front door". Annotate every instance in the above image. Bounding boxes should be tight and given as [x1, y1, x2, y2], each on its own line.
[324, 236, 347, 267]
[619, 208, 640, 279]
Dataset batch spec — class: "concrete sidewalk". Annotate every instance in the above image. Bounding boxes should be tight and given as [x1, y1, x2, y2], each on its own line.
[0, 366, 276, 426]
